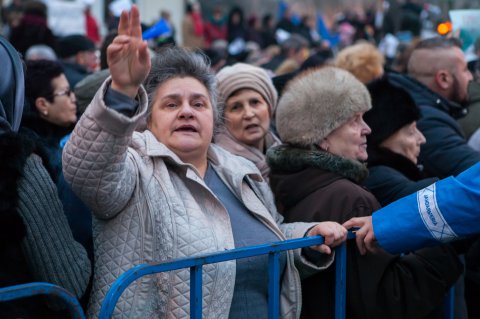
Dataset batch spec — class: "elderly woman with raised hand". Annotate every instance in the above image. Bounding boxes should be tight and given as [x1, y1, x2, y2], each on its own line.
[62, 6, 347, 319]
[363, 76, 437, 206]
[215, 63, 280, 180]
[267, 66, 462, 319]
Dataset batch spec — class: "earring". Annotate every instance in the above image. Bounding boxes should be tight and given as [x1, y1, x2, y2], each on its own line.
[43, 110, 48, 116]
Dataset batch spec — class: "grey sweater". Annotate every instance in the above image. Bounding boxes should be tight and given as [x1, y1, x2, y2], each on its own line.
[17, 154, 91, 298]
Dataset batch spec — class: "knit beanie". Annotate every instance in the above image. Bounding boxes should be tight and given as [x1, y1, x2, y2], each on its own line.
[276, 66, 371, 147]
[216, 63, 278, 118]
[365, 75, 421, 147]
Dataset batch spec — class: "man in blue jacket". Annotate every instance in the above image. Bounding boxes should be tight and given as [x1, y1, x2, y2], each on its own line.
[388, 37, 479, 178]
[344, 162, 480, 254]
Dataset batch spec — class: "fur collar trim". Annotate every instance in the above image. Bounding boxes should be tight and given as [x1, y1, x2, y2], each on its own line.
[267, 144, 369, 184]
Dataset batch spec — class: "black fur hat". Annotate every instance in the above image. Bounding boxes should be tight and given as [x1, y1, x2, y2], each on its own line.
[365, 75, 421, 147]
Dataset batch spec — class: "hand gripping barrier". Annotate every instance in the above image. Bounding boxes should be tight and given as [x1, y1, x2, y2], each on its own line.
[0, 282, 86, 319]
[99, 232, 356, 319]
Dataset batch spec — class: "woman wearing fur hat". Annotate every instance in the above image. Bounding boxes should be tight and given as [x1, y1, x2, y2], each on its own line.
[363, 75, 437, 206]
[268, 66, 462, 319]
[215, 63, 280, 181]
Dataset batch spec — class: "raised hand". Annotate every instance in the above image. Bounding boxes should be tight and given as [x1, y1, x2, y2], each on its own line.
[108, 5, 151, 97]
[343, 216, 378, 255]
[306, 222, 348, 255]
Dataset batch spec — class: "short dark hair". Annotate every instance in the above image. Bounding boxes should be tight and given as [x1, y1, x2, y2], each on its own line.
[414, 37, 462, 50]
[25, 59, 64, 109]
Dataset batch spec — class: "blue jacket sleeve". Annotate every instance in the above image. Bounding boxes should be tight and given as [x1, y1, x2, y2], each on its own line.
[142, 19, 171, 40]
[372, 162, 480, 254]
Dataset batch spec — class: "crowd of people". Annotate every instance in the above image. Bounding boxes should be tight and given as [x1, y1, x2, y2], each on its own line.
[1, 0, 480, 318]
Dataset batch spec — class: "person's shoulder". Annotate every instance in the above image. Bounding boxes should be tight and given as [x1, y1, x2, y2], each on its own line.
[368, 164, 403, 177]
[418, 105, 458, 124]
[331, 178, 379, 209]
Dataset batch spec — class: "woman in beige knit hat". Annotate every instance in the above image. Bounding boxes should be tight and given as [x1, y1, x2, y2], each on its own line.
[267, 66, 462, 319]
[215, 62, 280, 180]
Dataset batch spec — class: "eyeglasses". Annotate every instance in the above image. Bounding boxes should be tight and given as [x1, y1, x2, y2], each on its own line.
[52, 88, 73, 98]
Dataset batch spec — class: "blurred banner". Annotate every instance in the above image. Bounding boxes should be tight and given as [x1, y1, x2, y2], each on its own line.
[449, 9, 480, 51]
[47, 0, 86, 36]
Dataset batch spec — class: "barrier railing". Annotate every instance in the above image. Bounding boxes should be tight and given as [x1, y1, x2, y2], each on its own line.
[99, 233, 355, 319]
[0, 282, 86, 319]
[0, 233, 455, 319]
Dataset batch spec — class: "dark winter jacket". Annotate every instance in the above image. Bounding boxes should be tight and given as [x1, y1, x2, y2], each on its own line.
[61, 62, 91, 89]
[459, 80, 480, 140]
[21, 114, 72, 181]
[21, 113, 93, 269]
[0, 130, 91, 317]
[365, 146, 437, 206]
[0, 35, 90, 316]
[267, 145, 462, 319]
[388, 72, 480, 178]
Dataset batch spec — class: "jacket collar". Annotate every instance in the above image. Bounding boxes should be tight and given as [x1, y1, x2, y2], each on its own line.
[367, 146, 425, 181]
[138, 130, 262, 181]
[267, 144, 369, 184]
[387, 71, 467, 119]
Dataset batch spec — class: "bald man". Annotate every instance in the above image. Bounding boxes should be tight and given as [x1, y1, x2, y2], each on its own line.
[388, 37, 479, 179]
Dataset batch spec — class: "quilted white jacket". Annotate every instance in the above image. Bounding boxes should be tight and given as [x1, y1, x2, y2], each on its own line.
[62, 79, 334, 319]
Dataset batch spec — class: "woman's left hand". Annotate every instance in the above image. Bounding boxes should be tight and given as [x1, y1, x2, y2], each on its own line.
[306, 222, 348, 254]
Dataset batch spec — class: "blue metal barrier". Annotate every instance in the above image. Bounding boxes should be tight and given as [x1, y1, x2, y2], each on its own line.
[444, 286, 455, 319]
[98, 231, 456, 319]
[0, 282, 86, 319]
[99, 234, 353, 319]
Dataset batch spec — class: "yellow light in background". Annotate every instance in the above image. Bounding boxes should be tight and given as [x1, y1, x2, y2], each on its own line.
[437, 22, 452, 35]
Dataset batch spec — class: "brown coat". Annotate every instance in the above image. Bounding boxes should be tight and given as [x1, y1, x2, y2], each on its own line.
[181, 15, 205, 49]
[267, 145, 462, 319]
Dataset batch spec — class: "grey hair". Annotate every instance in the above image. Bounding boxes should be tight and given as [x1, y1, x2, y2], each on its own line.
[25, 44, 57, 61]
[144, 46, 219, 127]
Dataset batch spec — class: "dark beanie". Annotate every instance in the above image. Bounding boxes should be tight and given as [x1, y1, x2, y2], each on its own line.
[364, 75, 421, 147]
[58, 34, 95, 58]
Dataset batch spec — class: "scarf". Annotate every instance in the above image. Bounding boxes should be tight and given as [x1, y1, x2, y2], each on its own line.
[215, 128, 281, 181]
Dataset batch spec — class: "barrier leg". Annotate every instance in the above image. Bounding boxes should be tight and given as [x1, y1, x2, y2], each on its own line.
[444, 286, 455, 319]
[268, 252, 281, 319]
[190, 265, 203, 319]
[335, 241, 347, 319]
